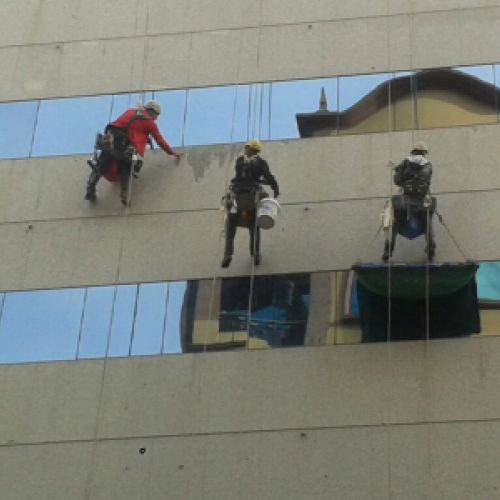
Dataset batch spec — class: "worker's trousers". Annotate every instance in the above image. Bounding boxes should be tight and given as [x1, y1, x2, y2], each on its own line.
[224, 211, 260, 258]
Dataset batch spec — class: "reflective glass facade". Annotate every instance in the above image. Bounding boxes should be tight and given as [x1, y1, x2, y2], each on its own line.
[2, 64, 500, 159]
[0, 262, 498, 364]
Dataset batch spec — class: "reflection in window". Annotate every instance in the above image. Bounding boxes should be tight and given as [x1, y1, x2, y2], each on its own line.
[130, 283, 169, 356]
[107, 285, 137, 357]
[153, 90, 187, 148]
[4, 63, 500, 163]
[31, 95, 113, 156]
[162, 281, 186, 354]
[338, 73, 392, 135]
[272, 77, 338, 139]
[390, 71, 417, 131]
[184, 86, 237, 146]
[77, 286, 115, 359]
[416, 66, 497, 129]
[0, 289, 84, 363]
[0, 101, 39, 159]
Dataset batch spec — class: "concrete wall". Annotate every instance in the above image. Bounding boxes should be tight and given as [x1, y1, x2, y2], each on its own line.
[1, 337, 500, 499]
[2, 2, 500, 101]
[1, 125, 500, 291]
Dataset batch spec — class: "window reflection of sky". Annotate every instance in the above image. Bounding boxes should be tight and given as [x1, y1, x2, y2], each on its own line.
[271, 77, 337, 139]
[31, 95, 113, 156]
[1, 64, 499, 158]
[0, 101, 39, 159]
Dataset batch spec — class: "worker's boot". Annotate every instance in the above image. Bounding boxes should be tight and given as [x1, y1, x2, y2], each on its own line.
[221, 255, 232, 268]
[120, 190, 129, 206]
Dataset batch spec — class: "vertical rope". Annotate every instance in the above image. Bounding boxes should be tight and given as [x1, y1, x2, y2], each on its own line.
[425, 205, 431, 342]
[258, 84, 264, 139]
[247, 85, 253, 140]
[245, 201, 259, 349]
[268, 83, 272, 140]
[204, 85, 241, 352]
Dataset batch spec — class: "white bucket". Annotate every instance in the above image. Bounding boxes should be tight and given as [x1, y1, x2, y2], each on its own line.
[257, 198, 281, 229]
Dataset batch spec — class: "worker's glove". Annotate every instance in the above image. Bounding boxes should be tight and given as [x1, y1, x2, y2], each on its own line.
[133, 160, 143, 174]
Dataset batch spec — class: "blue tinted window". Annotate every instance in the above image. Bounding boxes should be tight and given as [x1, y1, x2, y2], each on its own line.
[162, 281, 187, 354]
[107, 285, 137, 357]
[0, 289, 84, 363]
[153, 90, 187, 148]
[31, 95, 113, 156]
[77, 286, 115, 359]
[130, 283, 168, 355]
[270, 77, 338, 139]
[184, 86, 236, 146]
[0, 101, 39, 159]
[477, 262, 500, 301]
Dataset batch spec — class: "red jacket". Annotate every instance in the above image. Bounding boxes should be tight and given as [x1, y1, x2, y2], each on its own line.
[109, 109, 174, 156]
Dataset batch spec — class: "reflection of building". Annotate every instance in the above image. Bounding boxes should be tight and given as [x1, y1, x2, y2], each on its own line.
[181, 274, 313, 351]
[297, 69, 500, 137]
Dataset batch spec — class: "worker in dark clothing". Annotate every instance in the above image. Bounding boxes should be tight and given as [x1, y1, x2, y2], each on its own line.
[221, 139, 279, 268]
[383, 141, 435, 261]
[393, 141, 432, 195]
[85, 100, 183, 205]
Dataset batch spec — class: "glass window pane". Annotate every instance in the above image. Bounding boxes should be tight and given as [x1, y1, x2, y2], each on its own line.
[107, 285, 137, 357]
[231, 84, 251, 142]
[417, 66, 497, 129]
[130, 283, 168, 356]
[390, 71, 417, 131]
[0, 101, 39, 159]
[153, 90, 187, 148]
[477, 262, 500, 301]
[0, 289, 84, 363]
[245, 83, 272, 142]
[338, 73, 391, 135]
[184, 86, 236, 146]
[77, 286, 115, 359]
[272, 77, 338, 139]
[249, 274, 310, 348]
[162, 281, 187, 354]
[31, 95, 113, 156]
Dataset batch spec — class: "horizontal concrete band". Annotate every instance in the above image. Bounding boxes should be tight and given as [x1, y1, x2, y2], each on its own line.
[1, 338, 499, 444]
[1, 125, 500, 226]
[2, 1, 496, 48]
[0, 189, 494, 291]
[1, 419, 500, 499]
[2, 6, 500, 101]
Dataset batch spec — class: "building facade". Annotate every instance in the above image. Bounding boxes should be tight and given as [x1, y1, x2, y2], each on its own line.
[2, 1, 500, 498]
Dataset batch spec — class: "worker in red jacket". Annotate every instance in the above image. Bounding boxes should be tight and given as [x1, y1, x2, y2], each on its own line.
[85, 100, 183, 205]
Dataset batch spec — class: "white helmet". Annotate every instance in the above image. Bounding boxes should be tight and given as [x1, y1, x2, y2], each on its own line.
[144, 100, 161, 115]
[411, 141, 428, 154]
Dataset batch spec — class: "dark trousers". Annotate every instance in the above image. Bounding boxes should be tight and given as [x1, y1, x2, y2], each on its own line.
[87, 151, 132, 193]
[224, 210, 260, 257]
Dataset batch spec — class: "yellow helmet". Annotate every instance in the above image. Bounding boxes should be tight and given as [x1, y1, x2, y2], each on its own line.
[245, 139, 263, 152]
